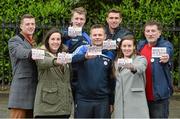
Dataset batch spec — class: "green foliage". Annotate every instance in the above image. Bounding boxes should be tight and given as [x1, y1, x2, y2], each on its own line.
[0, 0, 179, 84]
[0, 0, 79, 23]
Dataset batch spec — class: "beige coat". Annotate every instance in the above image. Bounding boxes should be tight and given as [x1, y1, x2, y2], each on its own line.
[114, 55, 149, 118]
[33, 49, 73, 117]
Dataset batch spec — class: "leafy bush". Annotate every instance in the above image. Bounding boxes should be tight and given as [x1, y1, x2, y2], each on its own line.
[0, 0, 179, 84]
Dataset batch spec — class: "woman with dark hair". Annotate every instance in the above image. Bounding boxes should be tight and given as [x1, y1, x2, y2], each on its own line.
[113, 35, 149, 118]
[33, 27, 73, 118]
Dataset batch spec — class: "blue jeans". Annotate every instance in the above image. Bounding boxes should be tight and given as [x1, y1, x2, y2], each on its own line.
[148, 99, 169, 118]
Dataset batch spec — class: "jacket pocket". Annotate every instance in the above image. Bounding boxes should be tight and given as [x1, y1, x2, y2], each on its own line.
[41, 87, 60, 105]
[14, 72, 32, 79]
[131, 88, 144, 92]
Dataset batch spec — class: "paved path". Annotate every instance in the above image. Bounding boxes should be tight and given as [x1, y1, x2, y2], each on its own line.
[169, 92, 180, 118]
[0, 93, 9, 118]
[0, 92, 180, 118]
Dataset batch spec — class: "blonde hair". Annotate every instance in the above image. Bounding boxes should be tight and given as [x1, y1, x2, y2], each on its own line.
[71, 7, 87, 17]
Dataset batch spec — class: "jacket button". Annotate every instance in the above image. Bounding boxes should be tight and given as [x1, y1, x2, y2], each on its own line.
[151, 58, 154, 62]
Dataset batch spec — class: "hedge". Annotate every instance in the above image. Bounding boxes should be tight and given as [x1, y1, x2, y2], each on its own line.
[0, 0, 179, 84]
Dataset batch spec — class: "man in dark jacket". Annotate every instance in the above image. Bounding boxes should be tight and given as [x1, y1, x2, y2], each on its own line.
[105, 8, 132, 44]
[61, 7, 91, 102]
[61, 7, 91, 53]
[105, 8, 132, 57]
[137, 20, 174, 118]
[72, 24, 115, 118]
[8, 14, 38, 118]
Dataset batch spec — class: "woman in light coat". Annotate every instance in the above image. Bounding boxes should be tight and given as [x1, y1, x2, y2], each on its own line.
[33, 28, 73, 118]
[113, 35, 149, 118]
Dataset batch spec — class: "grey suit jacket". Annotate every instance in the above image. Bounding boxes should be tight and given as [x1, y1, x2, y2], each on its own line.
[8, 34, 38, 109]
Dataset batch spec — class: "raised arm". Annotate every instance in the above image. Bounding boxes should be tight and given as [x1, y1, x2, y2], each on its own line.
[8, 36, 32, 59]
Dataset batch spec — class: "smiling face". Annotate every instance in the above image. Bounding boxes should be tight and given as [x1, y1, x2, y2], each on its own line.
[71, 12, 86, 28]
[20, 18, 36, 36]
[106, 12, 122, 32]
[48, 32, 61, 54]
[144, 25, 161, 46]
[90, 28, 106, 46]
[120, 39, 135, 58]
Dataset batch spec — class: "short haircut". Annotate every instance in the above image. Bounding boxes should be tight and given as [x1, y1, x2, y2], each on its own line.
[90, 24, 105, 33]
[144, 20, 162, 32]
[71, 7, 87, 17]
[20, 14, 35, 24]
[107, 8, 122, 18]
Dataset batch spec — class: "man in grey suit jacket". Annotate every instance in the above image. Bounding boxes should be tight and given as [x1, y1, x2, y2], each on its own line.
[8, 14, 38, 118]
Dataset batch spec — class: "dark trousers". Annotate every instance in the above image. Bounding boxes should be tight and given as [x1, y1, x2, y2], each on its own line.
[71, 68, 78, 103]
[74, 99, 110, 118]
[148, 99, 169, 118]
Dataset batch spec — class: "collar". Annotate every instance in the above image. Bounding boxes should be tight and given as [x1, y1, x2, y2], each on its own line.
[105, 25, 121, 34]
[20, 32, 36, 46]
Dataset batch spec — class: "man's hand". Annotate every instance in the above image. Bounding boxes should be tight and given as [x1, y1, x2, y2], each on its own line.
[160, 54, 169, 63]
[85, 52, 97, 59]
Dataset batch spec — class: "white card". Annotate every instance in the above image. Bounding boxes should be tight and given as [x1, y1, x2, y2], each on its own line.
[87, 46, 102, 56]
[152, 47, 167, 58]
[74, 27, 82, 36]
[117, 58, 132, 67]
[68, 27, 82, 37]
[65, 53, 73, 63]
[31, 49, 45, 59]
[57, 53, 72, 64]
[103, 40, 116, 50]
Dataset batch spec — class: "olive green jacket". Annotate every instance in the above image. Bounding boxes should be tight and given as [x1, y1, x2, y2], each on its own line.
[33, 50, 73, 117]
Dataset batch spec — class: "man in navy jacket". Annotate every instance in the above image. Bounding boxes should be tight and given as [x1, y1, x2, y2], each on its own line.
[72, 24, 115, 118]
[61, 7, 91, 53]
[105, 8, 132, 57]
[105, 8, 132, 44]
[61, 7, 91, 102]
[137, 20, 173, 118]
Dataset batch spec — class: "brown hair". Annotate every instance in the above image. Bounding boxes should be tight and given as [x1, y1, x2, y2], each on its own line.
[90, 24, 105, 33]
[107, 8, 122, 18]
[20, 14, 35, 24]
[43, 27, 67, 54]
[71, 7, 87, 17]
[144, 20, 162, 32]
